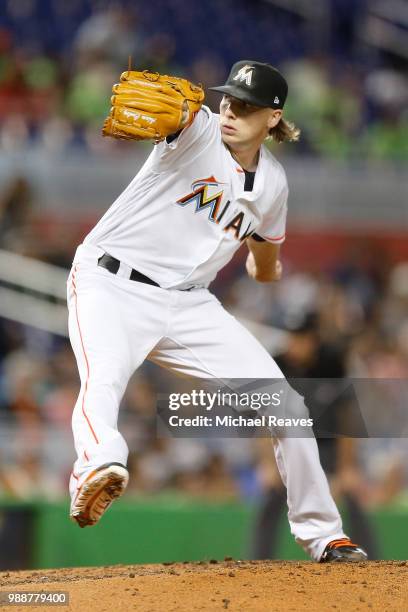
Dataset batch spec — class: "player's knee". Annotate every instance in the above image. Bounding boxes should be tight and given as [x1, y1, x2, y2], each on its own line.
[259, 385, 312, 437]
[282, 389, 310, 420]
[79, 368, 129, 398]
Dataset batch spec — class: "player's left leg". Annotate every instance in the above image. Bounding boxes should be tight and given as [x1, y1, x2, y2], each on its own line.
[66, 248, 171, 527]
[149, 288, 364, 561]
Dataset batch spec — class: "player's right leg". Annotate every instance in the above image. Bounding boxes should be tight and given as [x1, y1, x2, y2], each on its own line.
[67, 245, 167, 526]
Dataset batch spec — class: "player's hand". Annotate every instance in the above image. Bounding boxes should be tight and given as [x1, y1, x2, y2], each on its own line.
[246, 251, 282, 282]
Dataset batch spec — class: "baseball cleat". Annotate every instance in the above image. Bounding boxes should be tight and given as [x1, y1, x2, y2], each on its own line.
[320, 538, 368, 563]
[70, 462, 129, 528]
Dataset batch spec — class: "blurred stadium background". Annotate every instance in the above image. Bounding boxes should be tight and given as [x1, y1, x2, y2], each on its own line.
[0, 0, 407, 569]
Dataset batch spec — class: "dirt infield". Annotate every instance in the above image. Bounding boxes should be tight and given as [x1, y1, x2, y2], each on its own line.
[0, 560, 407, 611]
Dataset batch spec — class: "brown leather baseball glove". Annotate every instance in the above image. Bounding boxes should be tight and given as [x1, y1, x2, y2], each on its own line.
[102, 69, 205, 141]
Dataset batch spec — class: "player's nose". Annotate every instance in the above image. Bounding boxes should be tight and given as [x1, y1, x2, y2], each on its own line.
[224, 102, 236, 119]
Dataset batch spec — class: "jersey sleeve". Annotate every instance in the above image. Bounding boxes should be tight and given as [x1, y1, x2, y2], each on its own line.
[256, 178, 288, 245]
[154, 106, 214, 168]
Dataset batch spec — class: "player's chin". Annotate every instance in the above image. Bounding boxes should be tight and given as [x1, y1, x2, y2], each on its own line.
[220, 131, 241, 146]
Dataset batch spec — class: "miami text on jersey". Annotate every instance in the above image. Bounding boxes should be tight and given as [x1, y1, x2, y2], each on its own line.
[176, 176, 255, 242]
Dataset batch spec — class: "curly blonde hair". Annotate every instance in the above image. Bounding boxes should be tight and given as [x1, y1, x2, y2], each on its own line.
[269, 117, 301, 143]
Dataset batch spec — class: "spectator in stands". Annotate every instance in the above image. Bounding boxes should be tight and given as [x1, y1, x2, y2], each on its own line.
[0, 176, 35, 249]
[74, 5, 142, 70]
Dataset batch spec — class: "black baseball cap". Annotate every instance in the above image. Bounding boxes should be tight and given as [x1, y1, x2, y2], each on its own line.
[210, 60, 288, 109]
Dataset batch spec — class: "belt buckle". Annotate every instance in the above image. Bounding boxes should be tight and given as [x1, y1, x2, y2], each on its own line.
[117, 261, 132, 279]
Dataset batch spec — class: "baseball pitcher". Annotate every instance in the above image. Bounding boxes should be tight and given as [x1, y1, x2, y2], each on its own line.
[67, 60, 367, 563]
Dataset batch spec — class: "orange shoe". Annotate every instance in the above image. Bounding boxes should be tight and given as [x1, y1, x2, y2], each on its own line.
[70, 463, 129, 528]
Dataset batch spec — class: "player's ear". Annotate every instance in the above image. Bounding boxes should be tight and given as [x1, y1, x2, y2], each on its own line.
[267, 109, 282, 130]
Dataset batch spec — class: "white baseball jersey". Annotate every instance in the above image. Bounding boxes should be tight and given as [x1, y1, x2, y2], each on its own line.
[84, 105, 288, 290]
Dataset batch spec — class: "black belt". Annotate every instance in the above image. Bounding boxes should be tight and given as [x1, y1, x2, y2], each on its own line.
[98, 254, 160, 287]
[97, 253, 196, 291]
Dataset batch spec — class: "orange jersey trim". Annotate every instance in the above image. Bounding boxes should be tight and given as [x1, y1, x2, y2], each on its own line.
[263, 233, 286, 243]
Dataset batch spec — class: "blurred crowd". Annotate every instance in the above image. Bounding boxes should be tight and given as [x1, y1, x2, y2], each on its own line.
[0, 0, 407, 159]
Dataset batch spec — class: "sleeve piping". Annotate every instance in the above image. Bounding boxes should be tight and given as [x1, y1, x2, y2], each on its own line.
[262, 233, 286, 244]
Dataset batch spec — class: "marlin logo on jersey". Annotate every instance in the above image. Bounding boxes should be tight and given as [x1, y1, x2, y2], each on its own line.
[176, 176, 226, 223]
[176, 176, 256, 242]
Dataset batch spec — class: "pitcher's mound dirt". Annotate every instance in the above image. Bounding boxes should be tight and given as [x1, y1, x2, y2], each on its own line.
[1, 560, 407, 611]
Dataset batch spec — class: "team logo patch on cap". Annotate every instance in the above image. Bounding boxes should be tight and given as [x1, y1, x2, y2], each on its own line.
[233, 65, 254, 86]
[274, 96, 280, 104]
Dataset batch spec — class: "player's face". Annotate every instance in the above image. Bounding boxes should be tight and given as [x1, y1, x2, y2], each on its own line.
[219, 95, 281, 149]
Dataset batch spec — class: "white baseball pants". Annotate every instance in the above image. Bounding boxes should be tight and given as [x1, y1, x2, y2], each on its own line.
[67, 243, 346, 560]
